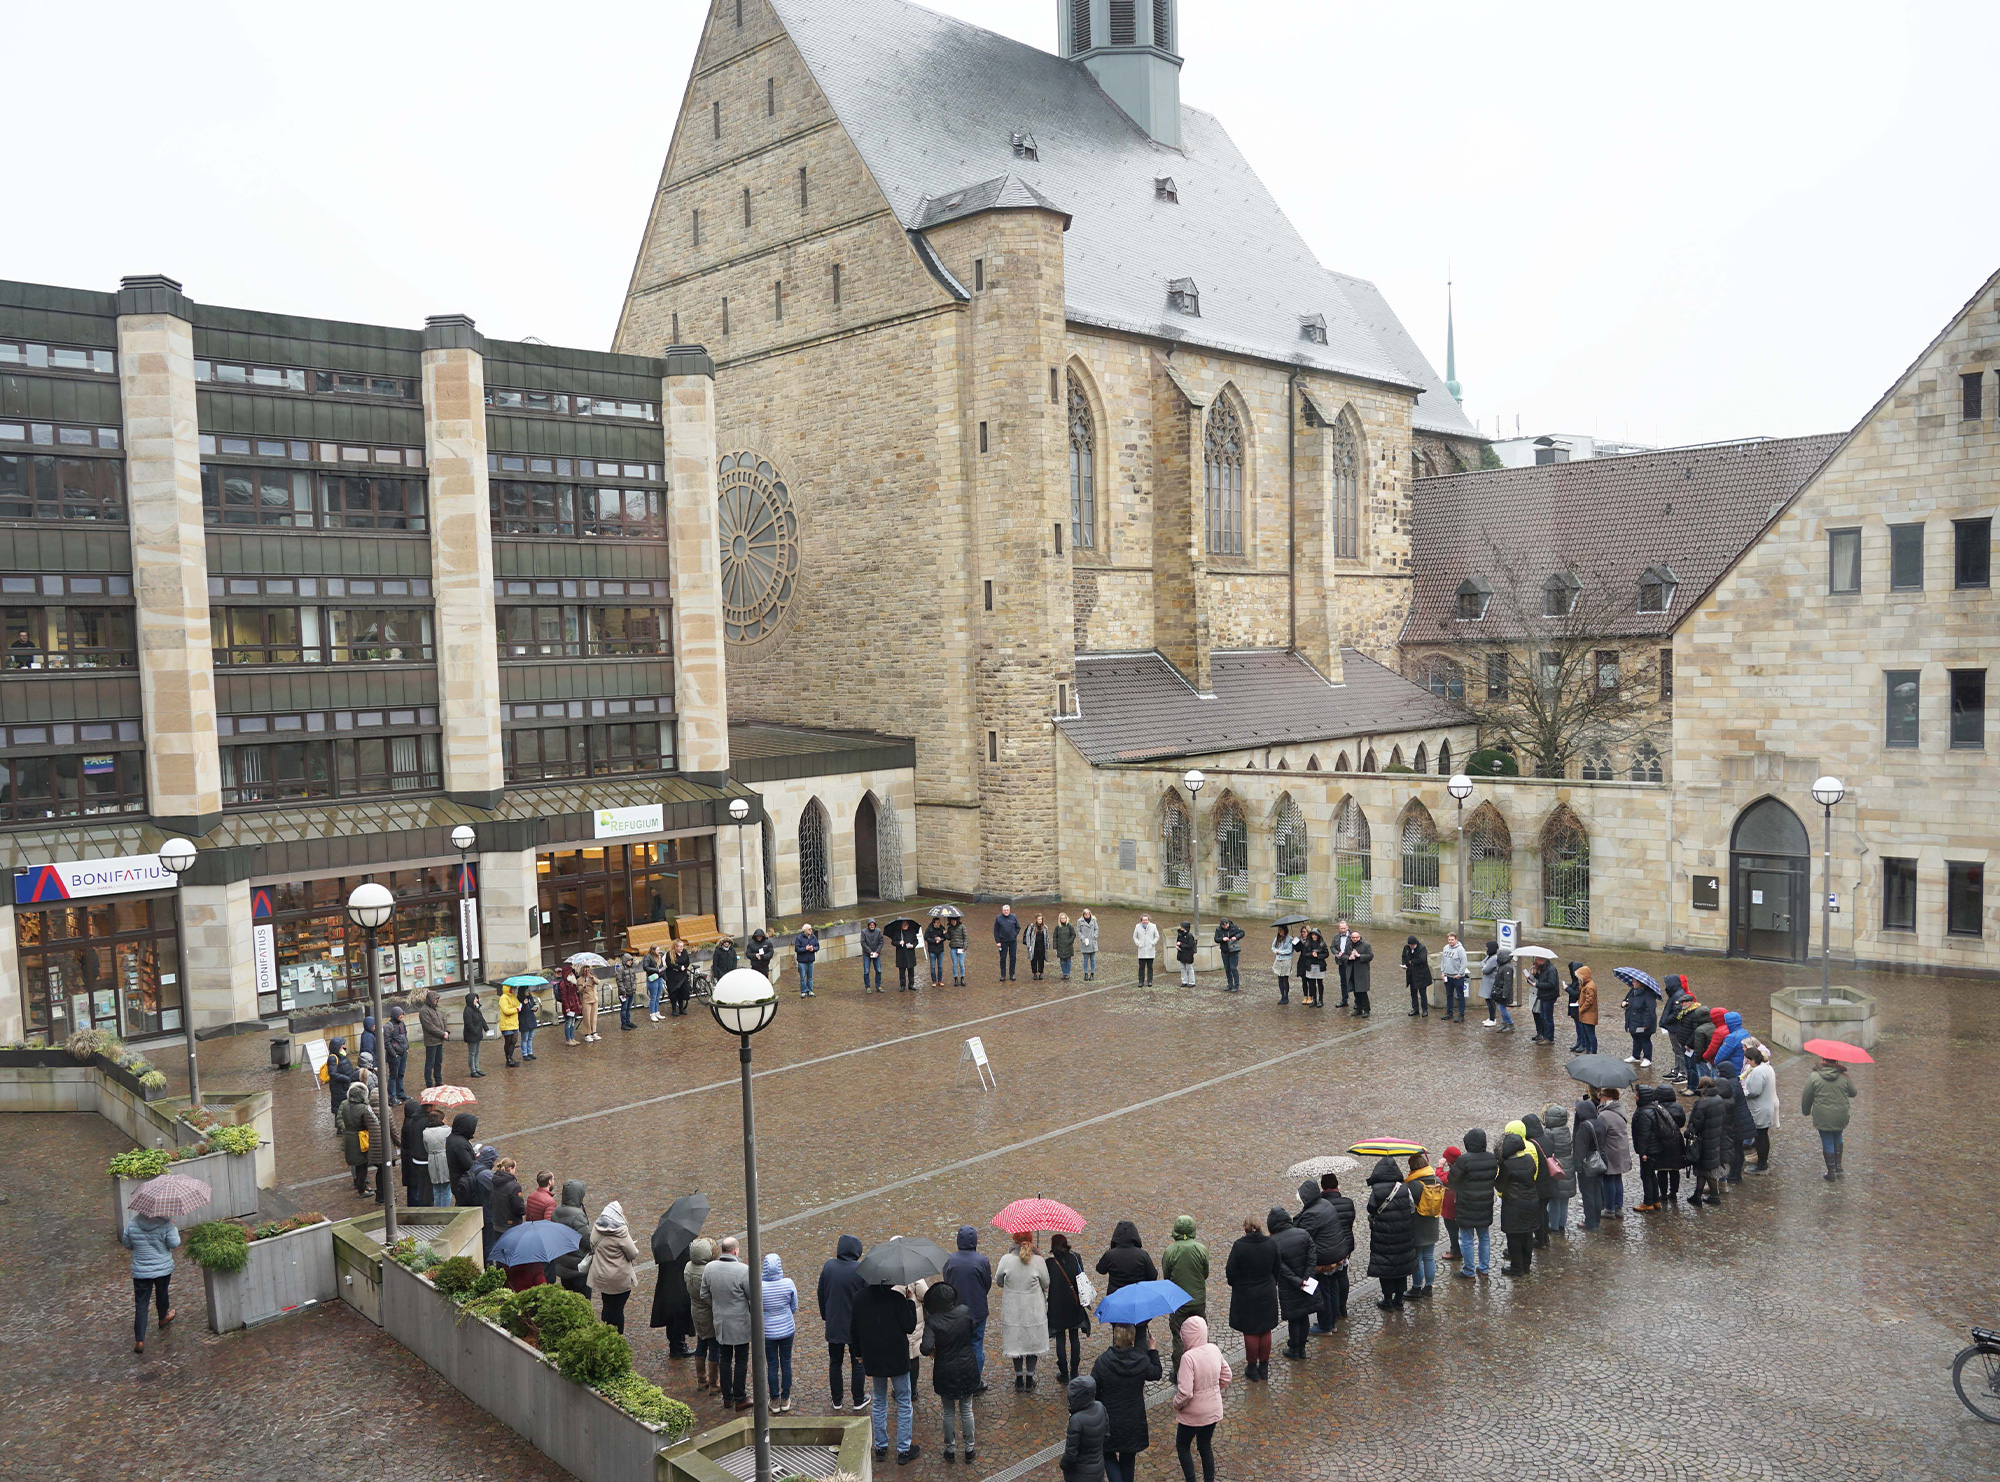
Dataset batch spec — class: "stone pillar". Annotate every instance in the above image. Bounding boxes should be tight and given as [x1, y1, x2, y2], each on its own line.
[477, 847, 539, 982]
[0, 901, 20, 1043]
[1151, 352, 1211, 693]
[180, 880, 255, 1029]
[662, 346, 731, 785]
[117, 275, 221, 834]
[420, 316, 504, 808]
[1290, 388, 1345, 684]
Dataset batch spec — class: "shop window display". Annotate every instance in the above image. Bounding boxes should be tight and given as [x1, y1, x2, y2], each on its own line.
[15, 895, 180, 1044]
[257, 867, 469, 1017]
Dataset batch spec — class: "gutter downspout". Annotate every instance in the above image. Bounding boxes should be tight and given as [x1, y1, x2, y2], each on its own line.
[1287, 373, 1297, 653]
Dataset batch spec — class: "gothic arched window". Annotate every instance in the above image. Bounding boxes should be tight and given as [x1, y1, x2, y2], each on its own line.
[1331, 413, 1360, 559]
[1542, 807, 1591, 930]
[1630, 741, 1663, 783]
[1068, 372, 1096, 550]
[1204, 396, 1245, 556]
[1466, 803, 1512, 922]
[798, 798, 831, 914]
[1273, 795, 1309, 903]
[1160, 791, 1192, 891]
[1399, 802, 1440, 915]
[1333, 797, 1372, 923]
[1214, 796, 1248, 897]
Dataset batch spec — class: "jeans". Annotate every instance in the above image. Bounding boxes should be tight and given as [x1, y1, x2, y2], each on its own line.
[520, 1024, 536, 1057]
[1532, 1002, 1554, 1040]
[1442, 976, 1465, 1017]
[827, 1342, 865, 1406]
[1315, 1267, 1347, 1330]
[647, 975, 663, 1014]
[862, 955, 882, 990]
[1413, 1243, 1436, 1288]
[563, 1014, 577, 1044]
[997, 941, 1017, 979]
[718, 1342, 749, 1403]
[1059, 955, 1072, 979]
[1545, 1196, 1570, 1233]
[872, 1372, 913, 1454]
[466, 1039, 482, 1074]
[1820, 1129, 1843, 1159]
[942, 1395, 975, 1454]
[1580, 1171, 1603, 1228]
[1080, 950, 1094, 977]
[1177, 1421, 1217, 1482]
[1496, 1001, 1514, 1027]
[951, 947, 966, 980]
[1222, 952, 1240, 990]
[1578, 1023, 1599, 1053]
[1601, 1173, 1625, 1212]
[765, 1333, 794, 1400]
[431, 1182, 452, 1207]
[1457, 1224, 1490, 1273]
[386, 1052, 407, 1102]
[798, 959, 815, 996]
[133, 1274, 171, 1340]
[1107, 1454, 1137, 1482]
[1631, 1031, 1653, 1061]
[970, 1316, 987, 1376]
[423, 1042, 445, 1086]
[928, 950, 946, 984]
[619, 996, 634, 1029]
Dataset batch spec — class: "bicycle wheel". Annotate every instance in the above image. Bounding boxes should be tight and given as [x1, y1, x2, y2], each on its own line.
[1954, 1345, 2000, 1422]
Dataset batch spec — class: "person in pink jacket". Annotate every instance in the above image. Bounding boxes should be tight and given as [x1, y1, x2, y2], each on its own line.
[1171, 1315, 1231, 1482]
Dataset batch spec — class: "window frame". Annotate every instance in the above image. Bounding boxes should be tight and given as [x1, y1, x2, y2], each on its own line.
[1888, 521, 1924, 592]
[1955, 517, 1992, 590]
[1542, 572, 1580, 617]
[1827, 526, 1862, 595]
[218, 732, 444, 808]
[0, 451, 126, 524]
[1884, 668, 1921, 749]
[1659, 646, 1673, 700]
[0, 750, 147, 823]
[1486, 652, 1509, 701]
[1881, 856, 1917, 931]
[1947, 860, 1984, 938]
[2, 604, 136, 669]
[1949, 668, 1986, 750]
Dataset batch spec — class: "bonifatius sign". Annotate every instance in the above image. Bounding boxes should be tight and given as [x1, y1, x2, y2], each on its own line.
[15, 853, 171, 904]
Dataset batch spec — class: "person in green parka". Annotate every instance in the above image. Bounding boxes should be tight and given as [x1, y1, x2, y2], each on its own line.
[1160, 1215, 1209, 1383]
[1053, 914, 1078, 981]
[1800, 1058, 1858, 1180]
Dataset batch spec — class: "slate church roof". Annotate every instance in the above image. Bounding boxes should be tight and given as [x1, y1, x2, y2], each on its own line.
[768, 0, 1478, 439]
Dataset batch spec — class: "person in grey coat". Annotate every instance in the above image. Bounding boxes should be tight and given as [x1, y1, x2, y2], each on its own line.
[417, 990, 451, 1089]
[1076, 911, 1100, 980]
[120, 1211, 180, 1352]
[703, 1236, 755, 1410]
[1540, 1103, 1577, 1232]
[1595, 1089, 1634, 1217]
[1061, 1373, 1109, 1482]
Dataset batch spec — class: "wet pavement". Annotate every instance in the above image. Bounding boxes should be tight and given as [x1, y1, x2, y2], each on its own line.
[15, 902, 1999, 1482]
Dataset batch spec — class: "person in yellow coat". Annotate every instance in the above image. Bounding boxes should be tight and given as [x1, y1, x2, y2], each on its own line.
[497, 986, 522, 1067]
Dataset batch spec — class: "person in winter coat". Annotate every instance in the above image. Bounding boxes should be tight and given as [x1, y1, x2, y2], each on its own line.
[1491, 945, 1519, 1030]
[945, 915, 970, 984]
[548, 1179, 593, 1294]
[924, 918, 949, 987]
[1620, 982, 1657, 1064]
[461, 991, 489, 1076]
[1096, 1219, 1158, 1296]
[324, 1038, 357, 1123]
[1687, 1078, 1730, 1203]
[445, 1112, 480, 1206]
[1214, 918, 1245, 993]
[338, 1080, 384, 1200]
[1025, 914, 1049, 981]
[665, 940, 695, 1017]
[1091, 1321, 1161, 1482]
[1574, 966, 1600, 1054]
[488, 1157, 533, 1287]
[941, 1225, 993, 1383]
[1174, 922, 1198, 987]
[1712, 1010, 1750, 1076]
[469, 1146, 500, 1254]
[1402, 1154, 1443, 1294]
[1801, 1056, 1857, 1179]
[1440, 933, 1470, 1021]
[890, 918, 921, 990]
[422, 1107, 452, 1207]
[383, 1005, 410, 1103]
[1272, 925, 1299, 1004]
[817, 1234, 868, 1411]
[496, 986, 522, 1064]
[995, 1232, 1050, 1388]
[360, 1013, 378, 1061]
[1266, 1205, 1315, 1359]
[1531, 958, 1562, 1043]
[1171, 1315, 1230, 1482]
[1223, 1216, 1279, 1379]
[1343, 929, 1375, 1016]
[1436, 1147, 1462, 1255]
[648, 1206, 696, 1358]
[684, 1237, 718, 1393]
[703, 1236, 755, 1410]
[1132, 915, 1159, 986]
[993, 904, 1022, 982]
[1446, 1128, 1499, 1275]
[859, 919, 885, 991]
[1046, 1233, 1089, 1384]
[1160, 1214, 1209, 1381]
[1716, 1061, 1755, 1183]
[1540, 1105, 1577, 1232]
[554, 968, 582, 1043]
[1699, 1005, 1730, 1071]
[1364, 1157, 1419, 1306]
[518, 986, 540, 1058]
[746, 929, 776, 984]
[419, 991, 451, 1087]
[1630, 1086, 1669, 1210]
[1300, 1177, 1354, 1334]
[1521, 1113, 1557, 1246]
[1053, 914, 1078, 980]
[1742, 1043, 1780, 1172]
[1495, 1122, 1541, 1276]
[922, 1281, 980, 1464]
[1061, 1374, 1109, 1482]
[121, 1209, 180, 1352]
[709, 938, 739, 989]
[1572, 1098, 1604, 1229]
[851, 1278, 920, 1462]
[1076, 910, 1099, 980]
[526, 1170, 557, 1222]
[793, 923, 821, 998]
[394, 1098, 430, 1206]
[1299, 929, 1330, 1006]
[759, 1253, 798, 1411]
[1402, 936, 1433, 1016]
[1596, 1088, 1634, 1216]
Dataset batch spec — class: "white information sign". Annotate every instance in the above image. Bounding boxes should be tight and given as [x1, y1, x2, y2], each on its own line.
[956, 1035, 996, 1091]
[1496, 919, 1519, 953]
[594, 804, 665, 839]
[459, 896, 482, 963]
[301, 1037, 330, 1080]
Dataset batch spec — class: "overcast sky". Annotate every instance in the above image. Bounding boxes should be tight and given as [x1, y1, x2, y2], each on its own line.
[13, 1, 1995, 447]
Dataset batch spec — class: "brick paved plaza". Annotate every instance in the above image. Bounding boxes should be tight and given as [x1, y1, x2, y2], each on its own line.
[11, 904, 1995, 1482]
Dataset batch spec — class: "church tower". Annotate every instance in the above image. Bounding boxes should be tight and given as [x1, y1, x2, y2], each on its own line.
[1061, 0, 1183, 148]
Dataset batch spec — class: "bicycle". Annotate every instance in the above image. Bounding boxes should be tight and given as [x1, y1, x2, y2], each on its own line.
[1953, 1327, 2000, 1422]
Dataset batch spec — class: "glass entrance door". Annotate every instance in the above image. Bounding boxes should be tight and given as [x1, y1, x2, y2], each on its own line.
[1731, 854, 1808, 961]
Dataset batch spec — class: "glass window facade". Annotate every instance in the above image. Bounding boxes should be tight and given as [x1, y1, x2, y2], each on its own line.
[536, 839, 716, 969]
[0, 751, 146, 822]
[258, 868, 470, 1017]
[15, 894, 180, 1044]
[0, 452, 124, 522]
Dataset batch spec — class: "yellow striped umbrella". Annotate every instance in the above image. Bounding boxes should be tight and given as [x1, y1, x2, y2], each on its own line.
[1347, 1139, 1425, 1157]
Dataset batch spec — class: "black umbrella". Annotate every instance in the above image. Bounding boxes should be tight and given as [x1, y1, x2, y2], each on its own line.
[882, 917, 922, 933]
[856, 1235, 949, 1287]
[926, 904, 964, 919]
[1271, 914, 1312, 928]
[651, 1192, 710, 1265]
[1566, 1054, 1638, 1089]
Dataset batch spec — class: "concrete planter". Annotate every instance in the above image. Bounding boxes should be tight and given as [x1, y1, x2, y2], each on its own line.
[330, 1206, 484, 1325]
[1770, 985, 1879, 1052]
[382, 1258, 683, 1482]
[659, 1416, 873, 1482]
[112, 1148, 259, 1237]
[201, 1219, 337, 1333]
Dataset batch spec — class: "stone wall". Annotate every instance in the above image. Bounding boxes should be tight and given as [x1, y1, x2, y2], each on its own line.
[752, 765, 917, 920]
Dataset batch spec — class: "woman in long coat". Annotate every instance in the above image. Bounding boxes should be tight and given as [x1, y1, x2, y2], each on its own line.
[1222, 1216, 1278, 1381]
[1401, 936, 1433, 1017]
[994, 1232, 1050, 1389]
[1026, 915, 1049, 981]
[649, 1208, 696, 1357]
[1363, 1158, 1418, 1308]
[1045, 1233, 1089, 1385]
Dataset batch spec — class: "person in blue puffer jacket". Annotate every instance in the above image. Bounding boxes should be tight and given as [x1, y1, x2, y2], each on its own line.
[763, 1252, 800, 1412]
[1711, 1011, 1749, 1076]
[120, 1210, 180, 1352]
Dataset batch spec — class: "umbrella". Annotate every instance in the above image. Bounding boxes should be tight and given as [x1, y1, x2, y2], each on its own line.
[1803, 1038, 1875, 1065]
[651, 1192, 710, 1265]
[490, 1220, 581, 1268]
[127, 1173, 213, 1219]
[1567, 1054, 1638, 1088]
[1347, 1139, 1425, 1157]
[882, 917, 921, 934]
[1612, 966, 1664, 997]
[1271, 914, 1313, 928]
[1095, 1279, 1195, 1326]
[991, 1197, 1086, 1236]
[926, 904, 964, 919]
[419, 1084, 477, 1108]
[1512, 946, 1558, 961]
[566, 952, 610, 968]
[502, 974, 550, 988]
[1285, 1155, 1359, 1183]
[856, 1236, 950, 1287]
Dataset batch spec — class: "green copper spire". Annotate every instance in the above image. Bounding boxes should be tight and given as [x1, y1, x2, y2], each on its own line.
[1445, 273, 1462, 403]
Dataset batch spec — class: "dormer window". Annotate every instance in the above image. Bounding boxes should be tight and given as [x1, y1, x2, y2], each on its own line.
[1638, 563, 1679, 614]
[1154, 176, 1178, 202]
[1455, 577, 1491, 620]
[1298, 313, 1328, 346]
[1542, 570, 1581, 618]
[1011, 130, 1038, 160]
[1167, 277, 1200, 316]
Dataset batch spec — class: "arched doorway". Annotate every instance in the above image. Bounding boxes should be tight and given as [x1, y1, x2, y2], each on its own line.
[855, 794, 880, 900]
[1730, 797, 1809, 961]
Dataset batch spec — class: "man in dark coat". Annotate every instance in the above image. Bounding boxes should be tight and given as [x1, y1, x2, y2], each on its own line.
[941, 1225, 992, 1388]
[1061, 1373, 1109, 1482]
[1331, 920, 1355, 1006]
[383, 1006, 410, 1104]
[992, 904, 1022, 982]
[324, 1038, 356, 1123]
[1445, 1128, 1499, 1275]
[889, 919, 921, 990]
[1495, 1129, 1541, 1276]
[1213, 918, 1245, 992]
[1314, 1173, 1357, 1331]
[1089, 1321, 1161, 1480]
[1716, 1062, 1756, 1184]
[1223, 1220, 1279, 1380]
[1344, 930, 1375, 1016]
[1364, 1157, 1418, 1308]
[1266, 1205, 1315, 1359]
[1294, 1180, 1340, 1336]
[1532, 959, 1562, 1042]
[444, 1112, 480, 1206]
[1095, 1220, 1158, 1293]
[817, 1234, 868, 1411]
[850, 1282, 919, 1463]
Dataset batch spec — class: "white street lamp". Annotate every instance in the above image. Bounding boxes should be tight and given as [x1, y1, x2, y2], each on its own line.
[1182, 770, 1205, 963]
[345, 881, 397, 1240]
[710, 966, 778, 1482]
[728, 796, 753, 942]
[450, 825, 478, 991]
[1810, 776, 1845, 1006]
[1446, 774, 1474, 944]
[158, 838, 200, 1108]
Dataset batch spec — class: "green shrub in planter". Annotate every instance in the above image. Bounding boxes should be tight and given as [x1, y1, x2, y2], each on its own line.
[139, 1071, 168, 1092]
[552, 1321, 633, 1387]
[504, 1283, 595, 1347]
[431, 1255, 482, 1298]
[460, 1291, 512, 1327]
[598, 1373, 695, 1434]
[185, 1221, 249, 1274]
[471, 1263, 507, 1298]
[109, 1146, 172, 1180]
[208, 1124, 261, 1156]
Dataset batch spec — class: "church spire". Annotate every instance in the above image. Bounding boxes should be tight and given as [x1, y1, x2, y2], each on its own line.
[1444, 271, 1462, 403]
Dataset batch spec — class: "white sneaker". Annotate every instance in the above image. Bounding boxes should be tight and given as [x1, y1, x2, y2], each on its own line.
[1483, 1019, 1496, 1027]
[1623, 1055, 1639, 1063]
[1640, 1059, 1652, 1067]
[649, 1013, 661, 1022]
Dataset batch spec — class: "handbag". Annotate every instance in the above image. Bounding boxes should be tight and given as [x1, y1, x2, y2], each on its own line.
[1544, 1155, 1565, 1180]
[1065, 1262, 1094, 1336]
[1582, 1148, 1606, 1178]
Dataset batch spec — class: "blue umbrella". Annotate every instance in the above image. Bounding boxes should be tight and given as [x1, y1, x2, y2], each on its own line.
[1094, 1279, 1194, 1326]
[1612, 966, 1664, 997]
[503, 974, 550, 988]
[489, 1220, 581, 1268]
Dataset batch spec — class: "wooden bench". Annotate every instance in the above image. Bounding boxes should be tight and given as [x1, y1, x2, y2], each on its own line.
[624, 915, 727, 955]
[671, 914, 727, 949]
[625, 921, 678, 955]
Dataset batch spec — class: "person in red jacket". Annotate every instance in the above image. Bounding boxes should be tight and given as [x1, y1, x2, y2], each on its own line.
[1436, 1146, 1462, 1260]
[1699, 1006, 1730, 1067]
[556, 967, 583, 1045]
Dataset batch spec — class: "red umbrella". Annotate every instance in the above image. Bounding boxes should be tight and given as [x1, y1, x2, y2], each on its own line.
[991, 1197, 1085, 1236]
[1803, 1039, 1874, 1065]
[127, 1173, 213, 1219]
[419, 1084, 478, 1108]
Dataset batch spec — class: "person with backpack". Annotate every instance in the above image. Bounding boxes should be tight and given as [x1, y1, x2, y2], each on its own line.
[1402, 1152, 1444, 1297]
[1446, 1129, 1498, 1275]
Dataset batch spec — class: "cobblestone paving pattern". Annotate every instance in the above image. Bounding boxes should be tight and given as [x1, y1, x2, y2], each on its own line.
[16, 903, 1998, 1482]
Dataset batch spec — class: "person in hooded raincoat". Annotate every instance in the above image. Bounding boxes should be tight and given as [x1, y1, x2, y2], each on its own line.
[1061, 1373, 1109, 1482]
[760, 1252, 799, 1410]
[1495, 1121, 1541, 1276]
[940, 1225, 993, 1384]
[921, 1280, 980, 1463]
[1171, 1314, 1231, 1482]
[1571, 1097, 1604, 1229]
[1364, 1156, 1418, 1307]
[337, 1079, 383, 1200]
[684, 1236, 718, 1393]
[1266, 1205, 1314, 1359]
[1540, 1103, 1578, 1232]
[1160, 1214, 1209, 1382]
[817, 1234, 867, 1411]
[1090, 1320, 1160, 1482]
[1446, 1128, 1498, 1275]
